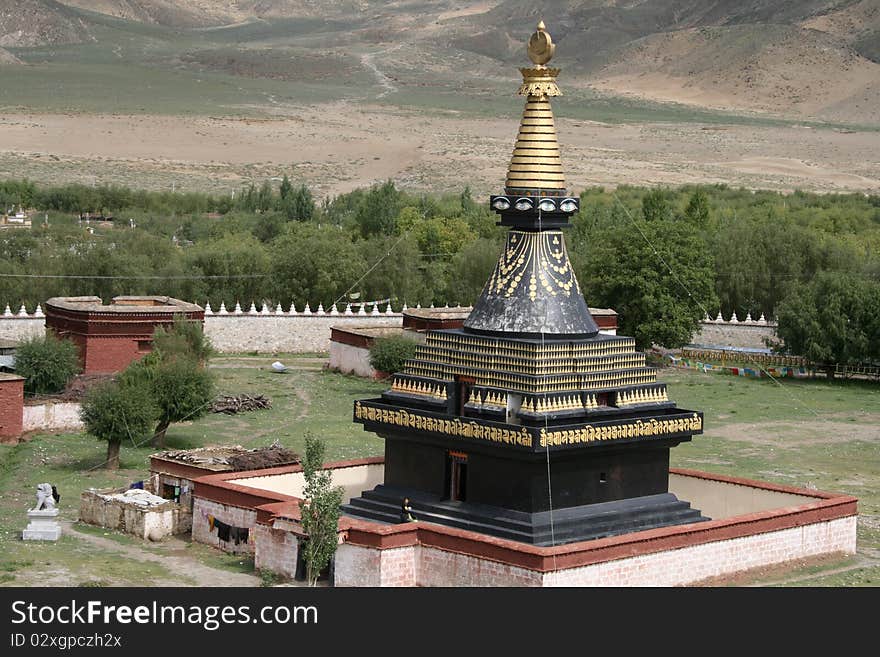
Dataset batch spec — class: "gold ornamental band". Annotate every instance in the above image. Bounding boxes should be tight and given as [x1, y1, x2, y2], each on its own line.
[517, 126, 558, 135]
[515, 133, 560, 142]
[508, 163, 564, 172]
[507, 172, 566, 182]
[354, 402, 533, 448]
[512, 148, 561, 157]
[509, 157, 564, 166]
[539, 414, 703, 447]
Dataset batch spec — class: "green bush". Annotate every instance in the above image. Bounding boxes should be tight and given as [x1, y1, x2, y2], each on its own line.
[368, 334, 419, 375]
[14, 332, 81, 395]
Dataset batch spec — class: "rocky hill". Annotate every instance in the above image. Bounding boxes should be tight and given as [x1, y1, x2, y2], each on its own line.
[0, 45, 22, 63]
[0, 0, 93, 47]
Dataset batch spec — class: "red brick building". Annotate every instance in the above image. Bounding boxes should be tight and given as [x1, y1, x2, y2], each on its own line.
[0, 373, 24, 442]
[45, 296, 204, 374]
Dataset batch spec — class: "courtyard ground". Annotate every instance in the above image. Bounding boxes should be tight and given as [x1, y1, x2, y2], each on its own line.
[0, 355, 876, 586]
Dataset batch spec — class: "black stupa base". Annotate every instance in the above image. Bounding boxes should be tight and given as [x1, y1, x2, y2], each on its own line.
[342, 484, 709, 546]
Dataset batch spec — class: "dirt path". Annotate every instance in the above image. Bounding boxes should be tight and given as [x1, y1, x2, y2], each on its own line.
[360, 46, 402, 99]
[66, 522, 261, 587]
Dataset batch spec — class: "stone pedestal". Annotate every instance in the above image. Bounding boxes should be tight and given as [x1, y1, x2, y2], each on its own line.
[22, 508, 61, 541]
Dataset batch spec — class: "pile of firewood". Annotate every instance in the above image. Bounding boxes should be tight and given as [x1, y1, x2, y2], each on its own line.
[211, 394, 272, 414]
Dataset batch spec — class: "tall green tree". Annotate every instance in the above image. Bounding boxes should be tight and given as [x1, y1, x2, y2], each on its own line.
[775, 272, 880, 377]
[354, 180, 401, 237]
[80, 380, 158, 470]
[269, 224, 366, 308]
[573, 218, 717, 349]
[298, 433, 344, 586]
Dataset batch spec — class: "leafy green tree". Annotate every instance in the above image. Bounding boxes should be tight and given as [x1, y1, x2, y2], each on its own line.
[14, 332, 81, 395]
[80, 380, 158, 470]
[358, 234, 432, 307]
[369, 334, 419, 375]
[279, 175, 292, 201]
[641, 188, 673, 222]
[775, 272, 880, 377]
[186, 233, 270, 308]
[298, 433, 344, 586]
[683, 189, 710, 227]
[257, 180, 274, 213]
[446, 237, 504, 306]
[153, 316, 214, 364]
[281, 185, 315, 222]
[269, 224, 366, 308]
[354, 180, 401, 237]
[573, 218, 717, 349]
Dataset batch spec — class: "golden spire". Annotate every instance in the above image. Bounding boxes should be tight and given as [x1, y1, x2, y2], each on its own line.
[505, 21, 565, 195]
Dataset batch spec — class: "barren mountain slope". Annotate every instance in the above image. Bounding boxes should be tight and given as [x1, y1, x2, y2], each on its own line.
[55, 0, 223, 27]
[0, 46, 22, 64]
[57, 0, 371, 25]
[590, 24, 880, 124]
[0, 0, 93, 47]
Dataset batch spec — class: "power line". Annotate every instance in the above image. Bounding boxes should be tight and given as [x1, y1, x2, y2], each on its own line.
[0, 273, 268, 280]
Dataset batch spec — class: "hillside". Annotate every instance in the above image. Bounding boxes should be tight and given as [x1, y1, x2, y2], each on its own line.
[0, 0, 93, 47]
[590, 24, 880, 125]
[0, 46, 22, 64]
[0, 0, 877, 124]
[56, 0, 369, 26]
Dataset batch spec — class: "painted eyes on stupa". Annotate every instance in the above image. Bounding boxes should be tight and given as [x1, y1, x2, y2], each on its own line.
[514, 198, 534, 211]
[492, 197, 511, 211]
[538, 199, 556, 212]
[559, 198, 578, 213]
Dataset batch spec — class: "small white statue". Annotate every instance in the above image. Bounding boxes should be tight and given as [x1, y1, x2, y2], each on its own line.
[33, 483, 59, 511]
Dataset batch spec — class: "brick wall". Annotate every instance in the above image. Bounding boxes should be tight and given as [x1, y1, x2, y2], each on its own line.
[335, 515, 856, 587]
[83, 335, 144, 374]
[253, 524, 300, 580]
[192, 498, 257, 555]
[0, 375, 24, 442]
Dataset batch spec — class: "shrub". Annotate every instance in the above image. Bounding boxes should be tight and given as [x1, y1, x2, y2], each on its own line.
[368, 334, 418, 375]
[14, 332, 81, 395]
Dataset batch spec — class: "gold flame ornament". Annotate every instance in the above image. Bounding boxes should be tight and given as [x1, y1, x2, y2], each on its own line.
[528, 21, 555, 66]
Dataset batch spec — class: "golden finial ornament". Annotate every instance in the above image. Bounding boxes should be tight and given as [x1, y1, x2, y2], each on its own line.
[528, 21, 555, 65]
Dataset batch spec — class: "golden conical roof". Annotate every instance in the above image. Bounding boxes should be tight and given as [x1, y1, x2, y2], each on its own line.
[505, 21, 566, 195]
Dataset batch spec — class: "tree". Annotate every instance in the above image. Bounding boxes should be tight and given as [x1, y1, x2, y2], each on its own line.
[369, 334, 419, 375]
[573, 218, 717, 349]
[775, 272, 880, 377]
[121, 320, 215, 447]
[269, 223, 366, 308]
[146, 357, 215, 447]
[280, 184, 315, 222]
[80, 380, 158, 469]
[641, 188, 673, 223]
[153, 316, 214, 364]
[14, 332, 81, 395]
[279, 174, 293, 201]
[683, 189, 710, 227]
[298, 433, 344, 586]
[446, 237, 504, 306]
[354, 180, 401, 237]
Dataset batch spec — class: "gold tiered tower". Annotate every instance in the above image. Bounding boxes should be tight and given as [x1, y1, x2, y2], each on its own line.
[505, 21, 566, 195]
[344, 22, 707, 546]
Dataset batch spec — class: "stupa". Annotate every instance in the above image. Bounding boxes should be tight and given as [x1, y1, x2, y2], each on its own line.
[343, 22, 708, 545]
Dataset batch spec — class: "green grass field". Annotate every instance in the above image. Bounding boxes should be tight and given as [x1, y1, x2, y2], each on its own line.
[0, 357, 876, 586]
